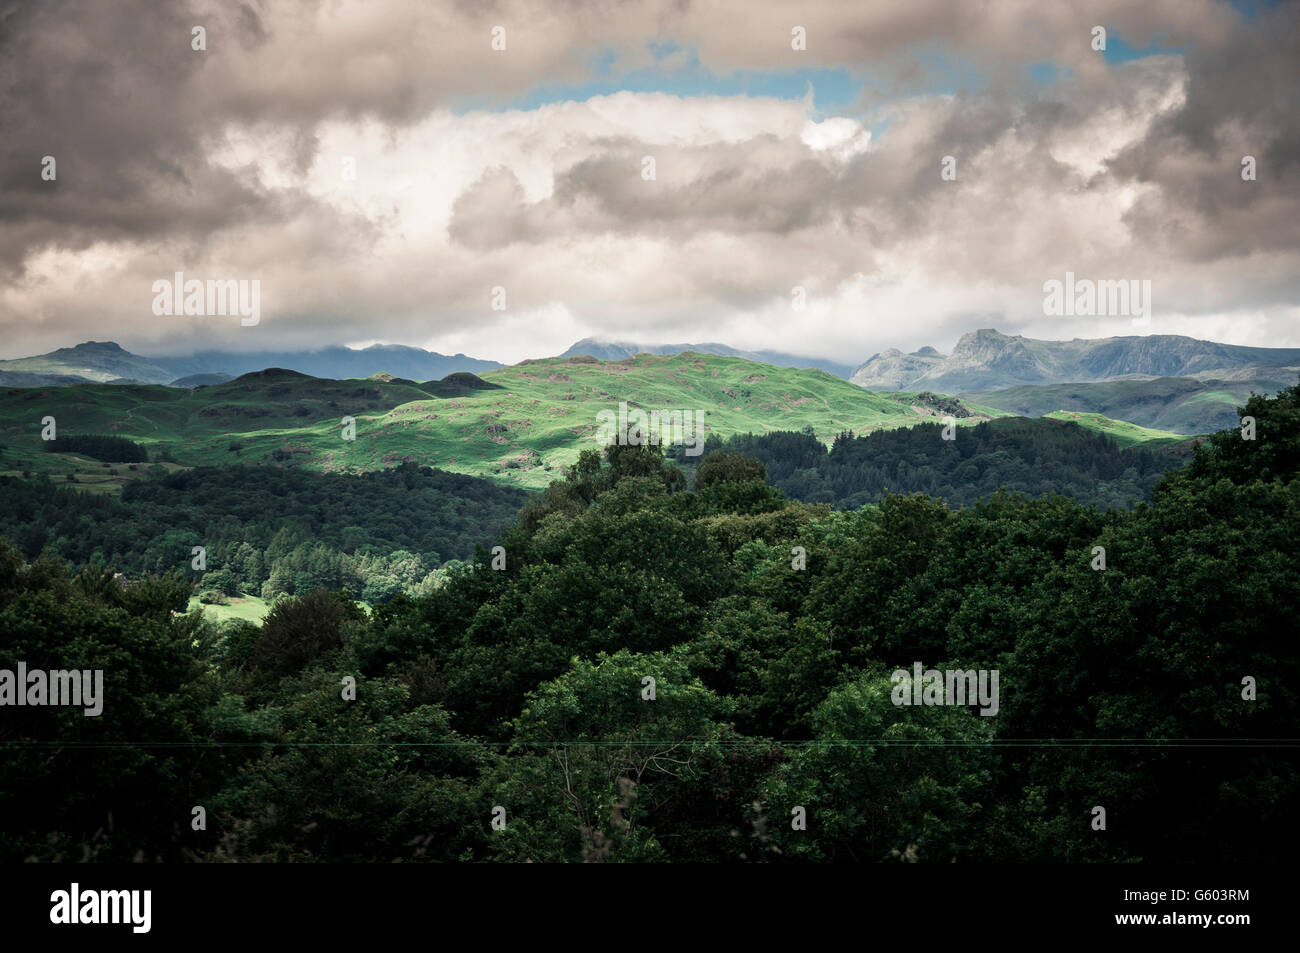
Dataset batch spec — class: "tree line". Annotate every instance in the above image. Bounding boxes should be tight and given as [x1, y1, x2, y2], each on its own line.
[669, 416, 1183, 508]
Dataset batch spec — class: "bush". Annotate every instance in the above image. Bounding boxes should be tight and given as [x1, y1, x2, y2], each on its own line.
[200, 567, 239, 596]
[694, 451, 767, 487]
[251, 589, 351, 677]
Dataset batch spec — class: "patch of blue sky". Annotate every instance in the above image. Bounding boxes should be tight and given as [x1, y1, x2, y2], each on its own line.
[1026, 62, 1069, 84]
[1102, 32, 1185, 64]
[451, 39, 1161, 147]
[867, 116, 894, 140]
[451, 44, 863, 117]
[449, 41, 983, 121]
[1025, 33, 1181, 86]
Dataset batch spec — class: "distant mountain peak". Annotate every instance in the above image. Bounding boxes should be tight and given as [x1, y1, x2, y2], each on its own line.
[850, 345, 945, 390]
[0, 340, 177, 385]
[858, 329, 1300, 394]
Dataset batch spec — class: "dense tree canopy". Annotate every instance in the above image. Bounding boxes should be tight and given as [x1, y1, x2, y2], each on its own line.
[0, 462, 530, 602]
[671, 417, 1184, 508]
[43, 434, 149, 462]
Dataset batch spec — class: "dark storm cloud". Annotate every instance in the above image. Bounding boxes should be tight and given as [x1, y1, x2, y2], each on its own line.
[1109, 2, 1300, 262]
[0, 0, 294, 274]
[448, 135, 840, 249]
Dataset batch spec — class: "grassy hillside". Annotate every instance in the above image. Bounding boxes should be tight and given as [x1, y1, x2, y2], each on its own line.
[0, 354, 1013, 490]
[1043, 410, 1190, 448]
[967, 375, 1291, 434]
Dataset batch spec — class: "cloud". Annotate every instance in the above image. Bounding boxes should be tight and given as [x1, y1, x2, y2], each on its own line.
[1, 0, 1297, 363]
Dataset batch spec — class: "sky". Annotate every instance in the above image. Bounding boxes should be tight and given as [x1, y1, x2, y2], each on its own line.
[1, 0, 1298, 365]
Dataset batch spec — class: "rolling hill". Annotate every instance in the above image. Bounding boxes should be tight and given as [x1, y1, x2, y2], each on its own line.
[0, 353, 1009, 490]
[1040, 411, 1189, 448]
[966, 376, 1290, 435]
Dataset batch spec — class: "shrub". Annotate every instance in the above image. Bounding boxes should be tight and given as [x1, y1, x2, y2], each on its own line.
[250, 589, 349, 677]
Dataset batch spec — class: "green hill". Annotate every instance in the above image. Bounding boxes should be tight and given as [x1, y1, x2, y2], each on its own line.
[0, 353, 1010, 490]
[1041, 410, 1191, 448]
[967, 375, 1291, 434]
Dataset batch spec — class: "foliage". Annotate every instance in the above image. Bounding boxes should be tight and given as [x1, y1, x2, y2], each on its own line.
[675, 417, 1183, 508]
[1, 385, 1297, 862]
[43, 433, 149, 462]
[0, 463, 530, 603]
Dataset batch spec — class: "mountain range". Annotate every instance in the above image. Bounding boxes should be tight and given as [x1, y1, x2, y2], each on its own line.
[7, 330, 1300, 399]
[0, 337, 853, 388]
[0, 341, 502, 388]
[850, 328, 1300, 393]
[4, 331, 1298, 439]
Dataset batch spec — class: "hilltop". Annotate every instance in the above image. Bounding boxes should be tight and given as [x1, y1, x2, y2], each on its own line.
[561, 338, 856, 378]
[0, 341, 176, 385]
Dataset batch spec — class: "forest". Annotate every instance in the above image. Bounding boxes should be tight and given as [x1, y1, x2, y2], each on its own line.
[668, 416, 1184, 508]
[42, 434, 150, 463]
[0, 385, 1295, 862]
[0, 463, 530, 603]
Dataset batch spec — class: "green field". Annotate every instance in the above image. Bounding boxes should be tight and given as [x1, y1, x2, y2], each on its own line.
[186, 594, 376, 626]
[186, 594, 273, 626]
